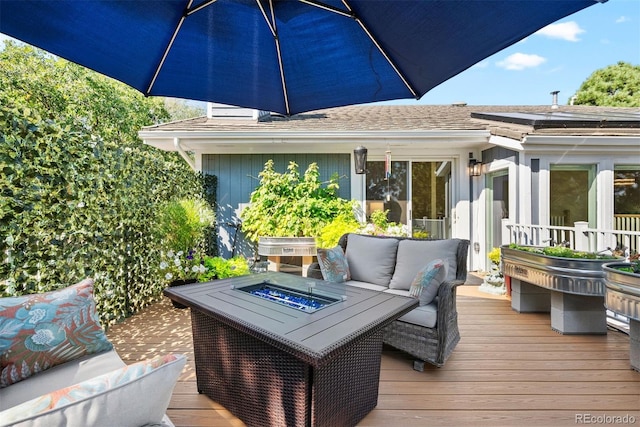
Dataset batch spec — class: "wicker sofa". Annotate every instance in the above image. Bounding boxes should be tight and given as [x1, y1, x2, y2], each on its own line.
[307, 233, 469, 370]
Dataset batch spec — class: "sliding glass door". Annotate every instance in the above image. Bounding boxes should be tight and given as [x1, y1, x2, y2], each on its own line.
[365, 160, 451, 238]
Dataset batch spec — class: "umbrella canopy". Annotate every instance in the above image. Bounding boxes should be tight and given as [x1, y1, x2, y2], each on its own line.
[0, 0, 602, 115]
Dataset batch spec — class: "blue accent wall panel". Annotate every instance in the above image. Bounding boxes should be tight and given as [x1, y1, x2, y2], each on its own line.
[203, 154, 351, 258]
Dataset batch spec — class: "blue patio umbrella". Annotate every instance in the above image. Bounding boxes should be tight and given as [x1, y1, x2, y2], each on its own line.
[0, 0, 603, 115]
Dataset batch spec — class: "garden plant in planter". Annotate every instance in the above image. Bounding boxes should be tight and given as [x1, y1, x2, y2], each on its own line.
[240, 160, 356, 269]
[479, 247, 505, 295]
[501, 244, 620, 334]
[155, 198, 215, 307]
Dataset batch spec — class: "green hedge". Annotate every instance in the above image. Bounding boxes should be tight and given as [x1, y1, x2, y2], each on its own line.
[0, 44, 211, 327]
[0, 104, 207, 326]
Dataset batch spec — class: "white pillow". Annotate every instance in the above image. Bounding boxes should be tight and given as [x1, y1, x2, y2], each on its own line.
[0, 353, 186, 427]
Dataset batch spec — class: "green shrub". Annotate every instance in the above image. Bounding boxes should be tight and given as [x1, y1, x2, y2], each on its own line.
[198, 256, 250, 281]
[317, 215, 360, 248]
[156, 198, 215, 253]
[240, 160, 355, 241]
[508, 244, 618, 260]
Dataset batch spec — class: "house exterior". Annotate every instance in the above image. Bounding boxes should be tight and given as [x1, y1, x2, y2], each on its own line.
[140, 103, 640, 272]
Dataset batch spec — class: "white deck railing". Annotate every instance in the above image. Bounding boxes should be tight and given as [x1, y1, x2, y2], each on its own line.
[502, 220, 640, 257]
[413, 218, 447, 239]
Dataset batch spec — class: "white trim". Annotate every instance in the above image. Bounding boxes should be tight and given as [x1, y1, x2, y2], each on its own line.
[489, 134, 524, 151]
[522, 135, 640, 154]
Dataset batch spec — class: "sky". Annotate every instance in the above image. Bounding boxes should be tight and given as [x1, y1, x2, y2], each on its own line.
[1, 0, 638, 107]
[410, 0, 640, 106]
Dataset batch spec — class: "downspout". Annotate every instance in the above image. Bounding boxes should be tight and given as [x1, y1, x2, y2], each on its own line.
[174, 137, 196, 170]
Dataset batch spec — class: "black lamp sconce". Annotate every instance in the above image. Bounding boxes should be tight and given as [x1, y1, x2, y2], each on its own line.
[469, 155, 482, 177]
[354, 145, 368, 174]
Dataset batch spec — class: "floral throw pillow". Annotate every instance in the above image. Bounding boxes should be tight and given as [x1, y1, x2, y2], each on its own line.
[408, 259, 445, 306]
[317, 246, 351, 283]
[0, 278, 113, 388]
[0, 353, 186, 426]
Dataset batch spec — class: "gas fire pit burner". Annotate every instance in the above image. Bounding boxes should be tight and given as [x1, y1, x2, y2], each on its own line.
[237, 281, 340, 312]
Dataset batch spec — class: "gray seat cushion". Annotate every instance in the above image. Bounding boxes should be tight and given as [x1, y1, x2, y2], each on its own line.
[389, 239, 460, 290]
[345, 234, 399, 287]
[396, 303, 438, 328]
[345, 280, 389, 292]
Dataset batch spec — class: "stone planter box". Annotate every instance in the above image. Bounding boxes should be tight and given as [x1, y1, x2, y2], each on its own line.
[501, 245, 614, 334]
[603, 262, 640, 372]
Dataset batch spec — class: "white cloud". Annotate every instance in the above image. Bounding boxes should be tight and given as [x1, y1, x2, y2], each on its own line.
[496, 53, 547, 71]
[472, 60, 489, 69]
[616, 16, 630, 24]
[535, 21, 585, 42]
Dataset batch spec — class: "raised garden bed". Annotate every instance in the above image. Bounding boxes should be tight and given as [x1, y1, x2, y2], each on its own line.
[501, 245, 618, 334]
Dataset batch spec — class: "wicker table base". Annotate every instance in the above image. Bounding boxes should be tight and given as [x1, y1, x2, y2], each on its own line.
[191, 310, 382, 427]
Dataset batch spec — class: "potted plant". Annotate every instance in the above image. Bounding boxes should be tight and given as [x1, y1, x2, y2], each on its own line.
[479, 247, 505, 295]
[241, 160, 356, 262]
[155, 198, 215, 307]
[358, 209, 409, 237]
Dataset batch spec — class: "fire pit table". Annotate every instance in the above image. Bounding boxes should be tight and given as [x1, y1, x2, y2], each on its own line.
[164, 272, 417, 427]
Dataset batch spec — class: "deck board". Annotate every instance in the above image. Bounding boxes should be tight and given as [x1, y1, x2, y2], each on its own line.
[107, 284, 640, 427]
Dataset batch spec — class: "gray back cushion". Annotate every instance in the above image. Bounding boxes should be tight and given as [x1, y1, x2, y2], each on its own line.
[389, 239, 460, 290]
[345, 234, 399, 287]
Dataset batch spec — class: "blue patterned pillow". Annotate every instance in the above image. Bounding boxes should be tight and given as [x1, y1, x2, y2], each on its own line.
[409, 259, 445, 305]
[0, 279, 113, 387]
[317, 246, 351, 283]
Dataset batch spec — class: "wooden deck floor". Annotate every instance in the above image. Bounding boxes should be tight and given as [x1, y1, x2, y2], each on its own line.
[107, 285, 640, 427]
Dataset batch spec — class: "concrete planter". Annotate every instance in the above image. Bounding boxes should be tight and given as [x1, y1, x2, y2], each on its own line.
[603, 262, 640, 372]
[501, 245, 615, 334]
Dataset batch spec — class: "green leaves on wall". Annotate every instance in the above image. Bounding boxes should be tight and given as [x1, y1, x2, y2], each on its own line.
[0, 43, 207, 326]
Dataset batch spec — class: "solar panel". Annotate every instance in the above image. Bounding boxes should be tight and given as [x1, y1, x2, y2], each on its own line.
[470, 111, 640, 129]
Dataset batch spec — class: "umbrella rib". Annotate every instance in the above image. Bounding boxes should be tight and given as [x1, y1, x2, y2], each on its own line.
[147, 0, 194, 95]
[297, 0, 353, 18]
[186, 0, 218, 16]
[255, 0, 276, 37]
[341, 0, 418, 99]
[256, 0, 290, 115]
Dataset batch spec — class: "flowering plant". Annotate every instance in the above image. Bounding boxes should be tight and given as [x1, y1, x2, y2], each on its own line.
[485, 247, 504, 285]
[359, 209, 409, 237]
[159, 249, 206, 282]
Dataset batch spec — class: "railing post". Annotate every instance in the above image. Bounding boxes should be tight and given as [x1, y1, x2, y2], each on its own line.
[501, 219, 511, 245]
[574, 221, 589, 251]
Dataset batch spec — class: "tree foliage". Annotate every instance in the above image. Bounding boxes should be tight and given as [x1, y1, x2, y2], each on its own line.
[164, 98, 206, 121]
[572, 62, 640, 107]
[0, 42, 203, 325]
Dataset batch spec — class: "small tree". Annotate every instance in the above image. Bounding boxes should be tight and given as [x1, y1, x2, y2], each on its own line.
[571, 62, 640, 107]
[240, 160, 356, 241]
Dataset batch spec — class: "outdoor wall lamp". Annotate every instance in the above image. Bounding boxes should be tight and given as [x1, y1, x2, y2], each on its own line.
[354, 146, 368, 174]
[469, 158, 482, 177]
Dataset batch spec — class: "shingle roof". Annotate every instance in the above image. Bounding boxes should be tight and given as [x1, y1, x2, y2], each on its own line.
[142, 104, 640, 138]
